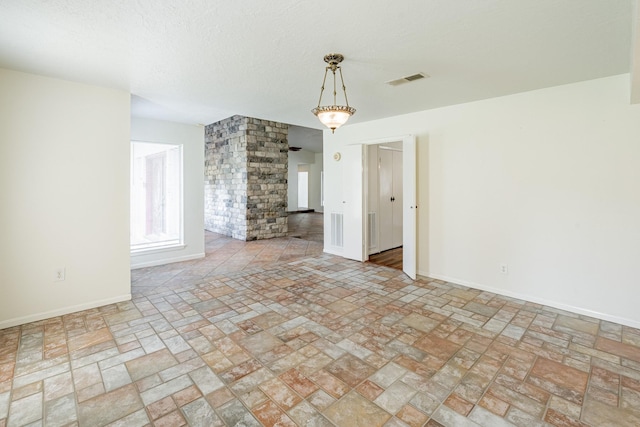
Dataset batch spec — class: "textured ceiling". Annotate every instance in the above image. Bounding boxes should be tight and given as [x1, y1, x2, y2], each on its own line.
[0, 0, 637, 130]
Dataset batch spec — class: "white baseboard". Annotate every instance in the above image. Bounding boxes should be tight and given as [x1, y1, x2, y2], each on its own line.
[0, 294, 132, 330]
[131, 252, 205, 269]
[419, 270, 640, 330]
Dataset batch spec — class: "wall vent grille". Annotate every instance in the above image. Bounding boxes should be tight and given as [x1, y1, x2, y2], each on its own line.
[368, 212, 377, 249]
[386, 73, 429, 86]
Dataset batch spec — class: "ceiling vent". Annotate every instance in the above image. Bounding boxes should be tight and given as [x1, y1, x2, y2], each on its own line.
[386, 72, 429, 86]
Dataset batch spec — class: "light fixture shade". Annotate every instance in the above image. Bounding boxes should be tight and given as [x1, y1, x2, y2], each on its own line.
[312, 105, 356, 132]
[312, 53, 356, 133]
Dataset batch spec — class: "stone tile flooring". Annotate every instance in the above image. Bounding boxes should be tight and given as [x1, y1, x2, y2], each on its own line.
[287, 212, 324, 243]
[2, 232, 640, 426]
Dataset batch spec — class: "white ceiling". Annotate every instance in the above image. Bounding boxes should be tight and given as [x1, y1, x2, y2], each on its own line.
[0, 0, 638, 131]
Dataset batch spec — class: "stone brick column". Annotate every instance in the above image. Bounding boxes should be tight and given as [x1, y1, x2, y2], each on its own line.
[204, 115, 288, 241]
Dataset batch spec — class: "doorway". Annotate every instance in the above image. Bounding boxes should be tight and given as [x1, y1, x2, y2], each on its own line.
[369, 247, 403, 269]
[367, 142, 404, 269]
[339, 134, 416, 280]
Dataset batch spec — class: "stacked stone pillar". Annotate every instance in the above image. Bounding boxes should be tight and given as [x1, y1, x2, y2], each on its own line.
[204, 115, 288, 241]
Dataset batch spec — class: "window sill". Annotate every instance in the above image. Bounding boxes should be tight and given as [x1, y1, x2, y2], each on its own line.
[131, 243, 186, 256]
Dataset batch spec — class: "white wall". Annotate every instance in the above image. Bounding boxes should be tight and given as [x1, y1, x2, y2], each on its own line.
[0, 68, 131, 329]
[324, 74, 640, 328]
[309, 152, 324, 212]
[287, 150, 322, 211]
[130, 118, 205, 268]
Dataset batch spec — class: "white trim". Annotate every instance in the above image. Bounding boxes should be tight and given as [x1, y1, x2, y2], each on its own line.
[378, 145, 403, 152]
[131, 243, 186, 255]
[0, 294, 132, 330]
[131, 252, 205, 269]
[419, 270, 640, 330]
[351, 134, 413, 146]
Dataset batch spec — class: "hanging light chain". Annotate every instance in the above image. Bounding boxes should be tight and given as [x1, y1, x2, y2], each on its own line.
[332, 66, 338, 105]
[316, 68, 329, 108]
[317, 59, 350, 108]
[339, 67, 350, 107]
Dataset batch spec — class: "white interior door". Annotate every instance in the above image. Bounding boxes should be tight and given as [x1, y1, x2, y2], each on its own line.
[379, 148, 403, 251]
[342, 144, 365, 261]
[402, 136, 417, 280]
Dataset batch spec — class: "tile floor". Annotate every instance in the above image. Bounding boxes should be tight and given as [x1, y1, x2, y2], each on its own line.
[2, 230, 640, 426]
[286, 212, 324, 243]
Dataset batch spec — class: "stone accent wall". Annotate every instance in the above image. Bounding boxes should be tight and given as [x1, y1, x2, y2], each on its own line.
[204, 115, 288, 241]
[245, 117, 289, 240]
[204, 115, 247, 239]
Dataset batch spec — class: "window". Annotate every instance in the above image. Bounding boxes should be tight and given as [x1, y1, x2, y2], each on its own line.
[130, 141, 183, 252]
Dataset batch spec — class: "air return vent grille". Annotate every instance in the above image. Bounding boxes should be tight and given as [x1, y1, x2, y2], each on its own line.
[368, 212, 377, 249]
[386, 73, 429, 86]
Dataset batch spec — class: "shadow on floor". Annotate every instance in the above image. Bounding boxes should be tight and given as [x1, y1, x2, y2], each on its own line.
[368, 247, 403, 270]
[287, 211, 323, 243]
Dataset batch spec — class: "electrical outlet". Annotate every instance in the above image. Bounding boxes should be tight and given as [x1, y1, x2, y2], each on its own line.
[499, 264, 508, 275]
[54, 267, 66, 282]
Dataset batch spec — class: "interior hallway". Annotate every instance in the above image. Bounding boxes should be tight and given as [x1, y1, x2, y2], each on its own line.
[288, 212, 403, 272]
[1, 231, 640, 426]
[287, 212, 324, 244]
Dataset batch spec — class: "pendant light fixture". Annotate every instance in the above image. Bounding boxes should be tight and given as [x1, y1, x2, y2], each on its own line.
[312, 53, 356, 133]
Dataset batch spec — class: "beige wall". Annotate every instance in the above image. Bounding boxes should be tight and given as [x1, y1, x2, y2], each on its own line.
[324, 74, 640, 327]
[0, 69, 131, 328]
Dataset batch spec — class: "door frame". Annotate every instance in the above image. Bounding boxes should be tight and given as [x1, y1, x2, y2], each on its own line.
[347, 134, 417, 279]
